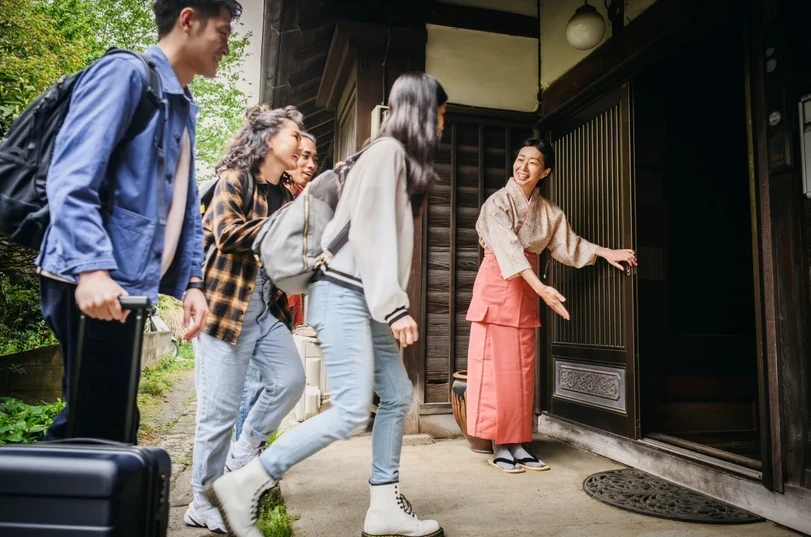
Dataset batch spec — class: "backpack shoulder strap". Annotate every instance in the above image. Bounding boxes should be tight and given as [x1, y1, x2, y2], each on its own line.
[103, 48, 162, 141]
[323, 142, 381, 258]
[101, 48, 166, 223]
[324, 137, 406, 258]
[242, 170, 255, 216]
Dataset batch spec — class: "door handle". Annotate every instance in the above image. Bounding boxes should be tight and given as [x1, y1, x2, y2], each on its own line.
[620, 261, 634, 277]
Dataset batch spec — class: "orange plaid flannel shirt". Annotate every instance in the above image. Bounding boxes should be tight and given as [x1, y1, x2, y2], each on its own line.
[200, 168, 293, 345]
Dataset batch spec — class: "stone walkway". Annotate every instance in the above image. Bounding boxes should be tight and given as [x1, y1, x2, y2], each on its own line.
[282, 434, 800, 537]
[154, 371, 801, 537]
[145, 368, 204, 537]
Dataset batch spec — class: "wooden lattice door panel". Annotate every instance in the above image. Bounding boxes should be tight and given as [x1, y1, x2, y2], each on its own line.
[544, 85, 638, 438]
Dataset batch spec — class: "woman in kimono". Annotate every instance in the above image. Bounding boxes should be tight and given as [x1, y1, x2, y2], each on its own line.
[466, 138, 637, 474]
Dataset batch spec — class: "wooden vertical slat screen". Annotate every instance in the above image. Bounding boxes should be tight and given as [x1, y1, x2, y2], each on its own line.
[550, 102, 626, 349]
[335, 89, 357, 162]
[424, 118, 532, 404]
[426, 135, 451, 403]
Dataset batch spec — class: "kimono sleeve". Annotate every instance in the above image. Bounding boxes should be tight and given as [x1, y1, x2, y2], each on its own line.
[547, 205, 599, 268]
[476, 196, 532, 280]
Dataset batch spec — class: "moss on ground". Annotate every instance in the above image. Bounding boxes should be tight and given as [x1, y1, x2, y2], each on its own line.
[136, 343, 195, 444]
[258, 487, 298, 537]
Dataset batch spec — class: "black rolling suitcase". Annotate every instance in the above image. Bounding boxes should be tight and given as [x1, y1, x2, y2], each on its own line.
[0, 297, 172, 537]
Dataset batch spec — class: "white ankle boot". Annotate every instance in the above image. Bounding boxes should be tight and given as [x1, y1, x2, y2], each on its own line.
[362, 482, 443, 537]
[204, 457, 276, 537]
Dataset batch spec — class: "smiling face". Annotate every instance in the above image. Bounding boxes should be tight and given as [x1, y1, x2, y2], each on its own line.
[183, 7, 233, 78]
[288, 137, 318, 187]
[513, 146, 552, 191]
[268, 118, 302, 171]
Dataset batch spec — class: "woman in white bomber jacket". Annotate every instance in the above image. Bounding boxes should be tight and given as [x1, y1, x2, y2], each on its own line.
[207, 73, 449, 537]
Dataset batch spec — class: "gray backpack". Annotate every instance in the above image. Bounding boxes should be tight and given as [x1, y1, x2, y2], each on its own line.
[252, 145, 370, 295]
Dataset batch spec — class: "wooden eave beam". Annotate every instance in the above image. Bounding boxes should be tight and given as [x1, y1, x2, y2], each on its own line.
[303, 109, 335, 131]
[316, 20, 427, 111]
[428, 3, 538, 39]
[296, 99, 321, 118]
[309, 122, 335, 141]
[290, 83, 319, 105]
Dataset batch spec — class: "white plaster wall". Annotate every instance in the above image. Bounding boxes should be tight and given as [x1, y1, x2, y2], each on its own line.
[438, 0, 538, 16]
[540, 0, 659, 89]
[540, 0, 611, 88]
[235, 0, 265, 104]
[426, 25, 539, 112]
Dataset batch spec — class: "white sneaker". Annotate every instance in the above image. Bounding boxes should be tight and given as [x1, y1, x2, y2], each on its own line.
[362, 482, 443, 537]
[184, 496, 227, 534]
[205, 457, 277, 537]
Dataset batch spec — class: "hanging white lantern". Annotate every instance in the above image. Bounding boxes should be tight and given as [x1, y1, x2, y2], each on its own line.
[566, 1, 606, 51]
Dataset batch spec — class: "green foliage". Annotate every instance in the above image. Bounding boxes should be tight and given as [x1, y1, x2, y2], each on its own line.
[178, 342, 195, 360]
[257, 488, 298, 537]
[139, 373, 173, 397]
[32, 0, 107, 62]
[253, 425, 297, 537]
[138, 345, 194, 396]
[0, 273, 57, 356]
[0, 0, 94, 132]
[0, 397, 65, 445]
[0, 0, 251, 174]
[191, 31, 251, 180]
[92, 0, 158, 52]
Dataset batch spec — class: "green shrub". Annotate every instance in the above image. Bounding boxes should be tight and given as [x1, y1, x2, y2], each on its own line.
[0, 397, 65, 445]
[138, 347, 194, 397]
[0, 273, 57, 356]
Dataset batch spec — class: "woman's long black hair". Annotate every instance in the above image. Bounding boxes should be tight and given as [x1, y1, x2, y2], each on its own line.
[378, 72, 448, 216]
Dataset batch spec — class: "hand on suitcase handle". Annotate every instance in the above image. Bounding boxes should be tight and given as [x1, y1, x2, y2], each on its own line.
[76, 270, 152, 322]
[118, 296, 151, 310]
[76, 270, 135, 322]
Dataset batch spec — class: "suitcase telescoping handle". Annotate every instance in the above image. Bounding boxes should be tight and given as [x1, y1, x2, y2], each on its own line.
[69, 296, 152, 443]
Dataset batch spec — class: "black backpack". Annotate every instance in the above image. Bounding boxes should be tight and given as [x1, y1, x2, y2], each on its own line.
[0, 48, 163, 251]
[198, 170, 255, 218]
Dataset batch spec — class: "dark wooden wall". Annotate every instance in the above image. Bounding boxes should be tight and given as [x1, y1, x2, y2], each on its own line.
[419, 108, 535, 413]
[780, 0, 811, 489]
[748, 0, 811, 491]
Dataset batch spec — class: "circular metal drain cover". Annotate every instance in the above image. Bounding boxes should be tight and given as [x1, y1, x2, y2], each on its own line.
[583, 469, 763, 524]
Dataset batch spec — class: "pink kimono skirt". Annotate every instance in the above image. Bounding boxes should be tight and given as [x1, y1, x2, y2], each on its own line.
[466, 249, 540, 445]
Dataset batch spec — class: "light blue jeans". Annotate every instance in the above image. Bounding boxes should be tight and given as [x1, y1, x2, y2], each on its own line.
[190, 274, 305, 495]
[235, 362, 262, 441]
[259, 280, 413, 484]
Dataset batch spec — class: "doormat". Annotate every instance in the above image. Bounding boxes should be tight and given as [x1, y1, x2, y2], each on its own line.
[583, 469, 763, 524]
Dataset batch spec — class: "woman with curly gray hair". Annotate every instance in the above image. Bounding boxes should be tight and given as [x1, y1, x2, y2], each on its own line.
[185, 105, 307, 534]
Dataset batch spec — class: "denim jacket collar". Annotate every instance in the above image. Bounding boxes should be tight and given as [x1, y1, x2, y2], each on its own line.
[146, 45, 194, 101]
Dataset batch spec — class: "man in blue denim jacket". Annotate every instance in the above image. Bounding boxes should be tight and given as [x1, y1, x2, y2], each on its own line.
[36, 0, 242, 443]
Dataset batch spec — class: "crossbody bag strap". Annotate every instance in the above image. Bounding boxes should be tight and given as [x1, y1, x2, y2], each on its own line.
[321, 141, 380, 258]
